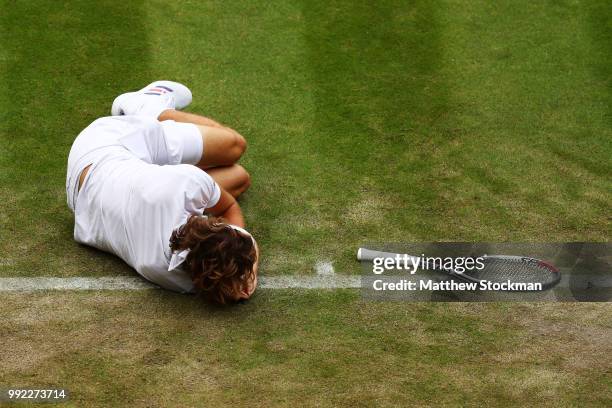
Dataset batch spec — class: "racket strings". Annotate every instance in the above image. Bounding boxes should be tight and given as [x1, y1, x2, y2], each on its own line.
[464, 258, 558, 285]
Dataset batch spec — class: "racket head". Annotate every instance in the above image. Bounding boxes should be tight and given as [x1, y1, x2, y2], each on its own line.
[452, 255, 561, 291]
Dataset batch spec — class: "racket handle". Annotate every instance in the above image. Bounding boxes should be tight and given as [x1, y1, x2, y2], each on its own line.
[357, 248, 403, 261]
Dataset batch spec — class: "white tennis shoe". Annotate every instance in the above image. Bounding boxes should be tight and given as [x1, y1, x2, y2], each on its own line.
[111, 80, 193, 118]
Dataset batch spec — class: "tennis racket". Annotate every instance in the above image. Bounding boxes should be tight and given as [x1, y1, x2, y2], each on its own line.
[357, 248, 561, 291]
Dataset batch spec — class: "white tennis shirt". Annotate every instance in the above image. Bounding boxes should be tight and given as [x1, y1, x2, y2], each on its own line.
[72, 141, 220, 293]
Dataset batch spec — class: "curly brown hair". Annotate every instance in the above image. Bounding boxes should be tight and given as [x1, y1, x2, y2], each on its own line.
[169, 215, 257, 304]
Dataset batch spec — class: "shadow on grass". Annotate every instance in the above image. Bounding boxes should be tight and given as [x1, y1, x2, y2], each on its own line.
[586, 0, 611, 120]
[562, 0, 612, 178]
[540, 1, 611, 180]
[303, 0, 449, 150]
[543, 1, 611, 211]
[0, 0, 152, 276]
[301, 0, 450, 248]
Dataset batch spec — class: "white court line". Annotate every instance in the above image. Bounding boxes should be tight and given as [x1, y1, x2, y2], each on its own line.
[2, 273, 604, 292]
[0, 275, 361, 292]
[315, 260, 335, 276]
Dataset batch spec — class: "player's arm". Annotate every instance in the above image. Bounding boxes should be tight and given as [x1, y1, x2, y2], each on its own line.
[206, 188, 245, 227]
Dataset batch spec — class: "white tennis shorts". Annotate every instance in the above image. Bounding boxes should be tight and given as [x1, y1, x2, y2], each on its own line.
[66, 115, 202, 211]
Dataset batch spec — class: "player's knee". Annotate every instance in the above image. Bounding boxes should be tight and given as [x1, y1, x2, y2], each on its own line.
[225, 133, 246, 163]
[242, 169, 251, 192]
[236, 165, 251, 192]
[231, 133, 247, 160]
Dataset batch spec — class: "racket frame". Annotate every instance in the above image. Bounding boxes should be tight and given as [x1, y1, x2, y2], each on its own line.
[357, 248, 561, 291]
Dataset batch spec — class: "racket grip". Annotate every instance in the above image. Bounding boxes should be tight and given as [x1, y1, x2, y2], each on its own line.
[357, 248, 400, 261]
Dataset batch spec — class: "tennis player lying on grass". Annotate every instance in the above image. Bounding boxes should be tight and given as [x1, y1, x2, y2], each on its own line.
[66, 81, 258, 304]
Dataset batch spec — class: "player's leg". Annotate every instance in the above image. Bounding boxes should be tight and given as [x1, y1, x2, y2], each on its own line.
[158, 109, 247, 169]
[158, 109, 225, 129]
[196, 125, 247, 168]
[206, 164, 251, 199]
[110, 82, 246, 168]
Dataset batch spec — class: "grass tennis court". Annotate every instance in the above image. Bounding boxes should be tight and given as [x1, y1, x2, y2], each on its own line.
[0, 0, 610, 406]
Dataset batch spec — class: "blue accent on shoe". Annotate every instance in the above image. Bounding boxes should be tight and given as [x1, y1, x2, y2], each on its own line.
[156, 85, 174, 92]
